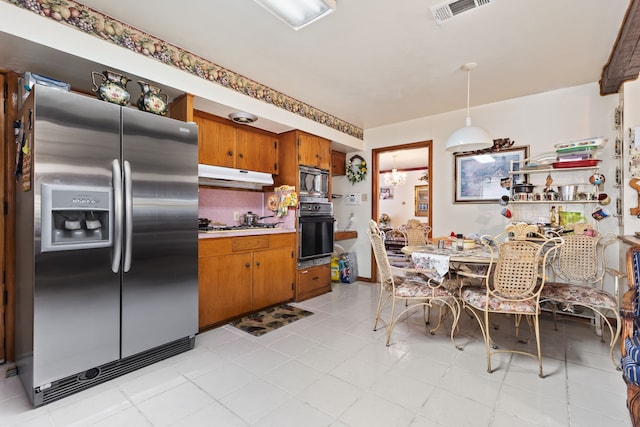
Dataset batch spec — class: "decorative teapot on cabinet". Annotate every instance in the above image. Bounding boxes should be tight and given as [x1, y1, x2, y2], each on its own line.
[136, 81, 169, 116]
[91, 70, 131, 106]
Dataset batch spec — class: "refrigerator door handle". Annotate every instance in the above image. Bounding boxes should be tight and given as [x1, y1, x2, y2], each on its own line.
[123, 160, 133, 272]
[111, 159, 123, 273]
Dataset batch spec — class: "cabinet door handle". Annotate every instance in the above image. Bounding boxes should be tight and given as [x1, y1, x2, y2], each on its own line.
[256, 261, 260, 267]
[245, 262, 250, 268]
[312, 276, 319, 281]
[238, 153, 244, 158]
[228, 150, 233, 156]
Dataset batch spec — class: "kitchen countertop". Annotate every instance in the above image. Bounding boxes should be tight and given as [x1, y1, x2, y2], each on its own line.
[198, 228, 296, 239]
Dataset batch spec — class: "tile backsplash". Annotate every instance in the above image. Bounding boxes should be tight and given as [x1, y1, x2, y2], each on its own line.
[198, 188, 295, 229]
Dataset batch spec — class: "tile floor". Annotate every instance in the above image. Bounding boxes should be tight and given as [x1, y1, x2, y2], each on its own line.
[0, 281, 632, 427]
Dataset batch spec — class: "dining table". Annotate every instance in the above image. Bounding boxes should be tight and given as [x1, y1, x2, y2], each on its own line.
[400, 243, 494, 287]
[401, 244, 492, 264]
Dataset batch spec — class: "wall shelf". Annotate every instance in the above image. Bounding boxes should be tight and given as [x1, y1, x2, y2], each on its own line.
[335, 230, 357, 241]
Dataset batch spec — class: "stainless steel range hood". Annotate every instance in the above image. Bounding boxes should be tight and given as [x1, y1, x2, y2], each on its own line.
[198, 164, 274, 189]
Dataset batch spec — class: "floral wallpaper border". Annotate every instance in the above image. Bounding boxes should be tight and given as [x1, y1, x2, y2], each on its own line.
[5, 0, 364, 140]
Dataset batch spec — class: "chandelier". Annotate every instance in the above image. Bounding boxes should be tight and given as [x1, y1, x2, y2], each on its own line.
[384, 156, 407, 187]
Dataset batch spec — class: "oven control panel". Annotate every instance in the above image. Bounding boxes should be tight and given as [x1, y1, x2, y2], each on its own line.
[299, 202, 333, 216]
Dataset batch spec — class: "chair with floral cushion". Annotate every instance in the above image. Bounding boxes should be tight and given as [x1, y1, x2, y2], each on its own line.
[381, 228, 411, 268]
[621, 245, 640, 426]
[382, 228, 407, 250]
[400, 219, 431, 246]
[540, 226, 621, 368]
[368, 220, 460, 347]
[461, 223, 563, 377]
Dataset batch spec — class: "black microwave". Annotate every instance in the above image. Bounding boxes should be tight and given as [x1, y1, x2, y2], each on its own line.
[299, 166, 329, 199]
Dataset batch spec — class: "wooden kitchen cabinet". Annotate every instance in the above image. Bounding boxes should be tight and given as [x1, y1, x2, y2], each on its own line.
[298, 132, 331, 170]
[198, 233, 295, 330]
[252, 246, 295, 309]
[331, 150, 346, 176]
[237, 127, 279, 175]
[296, 264, 331, 302]
[194, 110, 236, 167]
[193, 109, 279, 175]
[198, 252, 252, 328]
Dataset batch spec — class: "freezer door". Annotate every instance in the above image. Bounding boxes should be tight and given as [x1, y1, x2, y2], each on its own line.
[27, 86, 121, 387]
[121, 108, 198, 358]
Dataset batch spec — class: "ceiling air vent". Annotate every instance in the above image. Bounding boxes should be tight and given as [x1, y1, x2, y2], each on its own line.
[430, 0, 495, 24]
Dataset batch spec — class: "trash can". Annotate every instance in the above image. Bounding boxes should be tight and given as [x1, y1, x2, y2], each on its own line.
[331, 244, 345, 282]
[339, 252, 358, 284]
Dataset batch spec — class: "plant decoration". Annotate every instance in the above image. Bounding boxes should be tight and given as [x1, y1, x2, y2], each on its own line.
[346, 154, 367, 185]
[379, 213, 391, 227]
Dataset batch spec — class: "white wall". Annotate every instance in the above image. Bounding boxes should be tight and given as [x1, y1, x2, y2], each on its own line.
[333, 83, 620, 281]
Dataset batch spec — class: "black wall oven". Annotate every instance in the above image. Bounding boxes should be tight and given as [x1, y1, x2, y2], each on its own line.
[298, 201, 334, 261]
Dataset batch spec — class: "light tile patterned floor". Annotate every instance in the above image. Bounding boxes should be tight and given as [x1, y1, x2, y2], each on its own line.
[0, 281, 632, 426]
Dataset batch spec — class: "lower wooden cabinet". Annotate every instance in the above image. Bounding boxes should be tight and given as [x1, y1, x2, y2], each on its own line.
[198, 233, 295, 330]
[198, 252, 252, 327]
[253, 246, 296, 309]
[296, 264, 331, 302]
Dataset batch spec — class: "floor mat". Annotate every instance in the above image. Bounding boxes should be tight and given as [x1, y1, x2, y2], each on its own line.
[229, 304, 313, 337]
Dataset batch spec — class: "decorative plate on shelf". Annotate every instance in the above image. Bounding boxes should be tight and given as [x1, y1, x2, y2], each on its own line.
[554, 137, 606, 151]
[551, 159, 601, 169]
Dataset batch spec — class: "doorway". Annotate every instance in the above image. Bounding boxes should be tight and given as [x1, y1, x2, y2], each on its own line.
[371, 140, 432, 281]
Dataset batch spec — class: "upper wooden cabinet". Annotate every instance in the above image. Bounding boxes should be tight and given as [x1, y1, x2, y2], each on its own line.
[194, 111, 236, 167]
[192, 109, 279, 174]
[331, 150, 346, 176]
[237, 128, 279, 175]
[298, 132, 331, 170]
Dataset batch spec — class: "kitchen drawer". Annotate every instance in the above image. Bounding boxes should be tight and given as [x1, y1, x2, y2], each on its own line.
[199, 232, 294, 257]
[296, 264, 331, 302]
[232, 236, 269, 252]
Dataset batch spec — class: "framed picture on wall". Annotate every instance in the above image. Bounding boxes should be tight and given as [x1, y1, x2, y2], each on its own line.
[414, 185, 429, 217]
[454, 146, 529, 203]
[379, 186, 394, 200]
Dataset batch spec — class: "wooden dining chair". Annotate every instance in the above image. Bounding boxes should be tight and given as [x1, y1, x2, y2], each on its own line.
[367, 220, 460, 347]
[461, 223, 563, 378]
[539, 229, 621, 368]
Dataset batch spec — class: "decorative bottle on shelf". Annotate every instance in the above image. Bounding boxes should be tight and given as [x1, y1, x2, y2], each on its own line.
[550, 206, 557, 226]
[557, 206, 563, 227]
[456, 234, 464, 251]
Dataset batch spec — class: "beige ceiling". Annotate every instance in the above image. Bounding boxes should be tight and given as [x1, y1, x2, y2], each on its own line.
[71, 0, 628, 131]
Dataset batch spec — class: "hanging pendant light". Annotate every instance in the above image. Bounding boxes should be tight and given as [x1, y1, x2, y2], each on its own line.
[384, 155, 407, 187]
[445, 62, 492, 153]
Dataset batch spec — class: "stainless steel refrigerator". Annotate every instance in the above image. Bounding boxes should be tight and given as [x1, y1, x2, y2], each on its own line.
[15, 84, 198, 406]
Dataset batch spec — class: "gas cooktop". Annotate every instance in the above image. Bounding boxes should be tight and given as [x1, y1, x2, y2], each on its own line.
[199, 223, 280, 231]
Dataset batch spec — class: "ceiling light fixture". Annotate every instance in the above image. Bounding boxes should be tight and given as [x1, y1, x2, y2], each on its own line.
[445, 62, 492, 153]
[228, 112, 258, 124]
[384, 156, 407, 187]
[254, 0, 336, 30]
